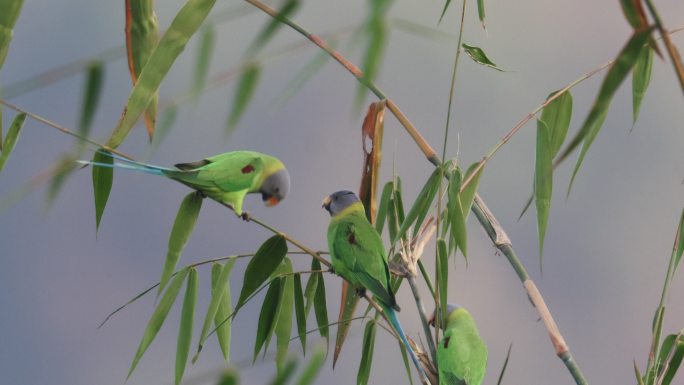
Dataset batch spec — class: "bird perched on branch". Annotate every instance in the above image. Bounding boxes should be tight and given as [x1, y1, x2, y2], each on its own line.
[322, 190, 431, 384]
[80, 150, 289, 216]
[429, 304, 488, 385]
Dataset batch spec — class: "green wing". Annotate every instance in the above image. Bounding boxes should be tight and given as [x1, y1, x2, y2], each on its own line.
[438, 313, 488, 385]
[331, 215, 395, 307]
[172, 153, 264, 192]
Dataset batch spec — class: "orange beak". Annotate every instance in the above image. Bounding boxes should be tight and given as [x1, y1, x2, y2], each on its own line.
[265, 196, 280, 207]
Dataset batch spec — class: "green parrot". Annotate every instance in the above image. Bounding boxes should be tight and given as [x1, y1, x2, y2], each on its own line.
[80, 150, 289, 215]
[322, 190, 431, 384]
[429, 304, 488, 385]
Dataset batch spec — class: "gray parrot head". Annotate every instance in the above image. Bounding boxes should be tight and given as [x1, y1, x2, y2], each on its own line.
[322, 190, 360, 216]
[260, 168, 290, 207]
[428, 304, 462, 328]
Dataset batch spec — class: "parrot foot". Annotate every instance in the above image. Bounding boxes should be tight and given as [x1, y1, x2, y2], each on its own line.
[240, 212, 251, 221]
[355, 287, 367, 298]
[195, 190, 207, 199]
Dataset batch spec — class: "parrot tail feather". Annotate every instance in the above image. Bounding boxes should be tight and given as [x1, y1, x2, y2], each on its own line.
[76, 159, 166, 176]
[380, 301, 432, 385]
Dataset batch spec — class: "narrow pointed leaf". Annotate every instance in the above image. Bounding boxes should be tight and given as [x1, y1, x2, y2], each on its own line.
[631, 45, 654, 129]
[0, 112, 26, 174]
[46, 155, 78, 207]
[91, 149, 113, 232]
[448, 168, 467, 256]
[477, 0, 486, 29]
[496, 343, 514, 385]
[461, 162, 484, 218]
[227, 63, 260, 131]
[675, 208, 684, 272]
[78, 61, 104, 139]
[439, 0, 453, 23]
[212, 260, 236, 361]
[193, 25, 215, 97]
[268, 359, 298, 385]
[619, 0, 648, 30]
[159, 192, 203, 296]
[235, 235, 287, 312]
[557, 29, 652, 192]
[124, 0, 159, 140]
[294, 347, 326, 385]
[357, 320, 377, 385]
[303, 263, 318, 317]
[0, 107, 3, 151]
[274, 260, 294, 372]
[392, 167, 441, 244]
[375, 181, 393, 234]
[293, 274, 307, 354]
[462, 43, 503, 71]
[216, 370, 239, 385]
[248, 0, 300, 54]
[542, 90, 573, 157]
[661, 333, 684, 385]
[333, 281, 359, 368]
[312, 259, 329, 343]
[0, 0, 24, 70]
[535, 118, 553, 260]
[152, 105, 178, 150]
[109, 0, 216, 148]
[175, 268, 198, 385]
[128, 267, 189, 380]
[195, 260, 233, 362]
[436, 238, 449, 323]
[253, 278, 282, 362]
[633, 361, 645, 385]
[355, 15, 387, 109]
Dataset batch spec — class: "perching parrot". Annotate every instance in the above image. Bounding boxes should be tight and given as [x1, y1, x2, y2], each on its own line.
[80, 150, 289, 216]
[322, 190, 431, 384]
[429, 304, 488, 385]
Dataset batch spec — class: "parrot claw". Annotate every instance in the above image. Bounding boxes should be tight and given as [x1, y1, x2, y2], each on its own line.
[355, 287, 367, 298]
[195, 190, 207, 198]
[240, 212, 251, 221]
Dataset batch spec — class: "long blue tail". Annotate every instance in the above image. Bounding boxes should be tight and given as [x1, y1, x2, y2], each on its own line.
[380, 302, 432, 385]
[77, 151, 173, 176]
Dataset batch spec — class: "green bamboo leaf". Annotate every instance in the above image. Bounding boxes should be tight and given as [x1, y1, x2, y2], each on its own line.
[195, 260, 233, 362]
[333, 281, 359, 368]
[355, 12, 387, 109]
[357, 320, 377, 385]
[235, 234, 288, 312]
[477, 0, 486, 29]
[542, 91, 573, 157]
[633, 361, 645, 385]
[159, 192, 203, 296]
[268, 359, 298, 385]
[535, 119, 553, 261]
[462, 43, 503, 71]
[108, 0, 216, 148]
[436, 238, 449, 323]
[461, 162, 484, 218]
[175, 267, 198, 385]
[293, 274, 307, 354]
[0, 0, 24, 70]
[124, 0, 159, 141]
[448, 168, 467, 257]
[439, 0, 453, 23]
[78, 61, 104, 140]
[294, 347, 326, 385]
[212, 260, 236, 361]
[392, 167, 441, 244]
[91, 149, 113, 232]
[675, 208, 684, 272]
[193, 25, 215, 97]
[46, 155, 78, 207]
[394, 177, 405, 222]
[397, 341, 414, 385]
[151, 105, 178, 150]
[248, 0, 300, 55]
[216, 370, 239, 385]
[312, 259, 329, 343]
[375, 181, 393, 234]
[0, 112, 26, 174]
[227, 63, 261, 132]
[274, 259, 295, 372]
[0, 107, 3, 151]
[128, 267, 189, 380]
[632, 44, 653, 126]
[557, 28, 652, 193]
[619, 0, 647, 30]
[661, 333, 684, 385]
[254, 278, 282, 362]
[303, 263, 318, 317]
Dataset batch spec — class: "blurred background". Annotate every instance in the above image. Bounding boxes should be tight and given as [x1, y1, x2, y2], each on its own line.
[1, 1, 684, 384]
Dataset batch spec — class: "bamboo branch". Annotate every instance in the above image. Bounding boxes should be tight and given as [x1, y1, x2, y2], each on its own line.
[644, 0, 684, 96]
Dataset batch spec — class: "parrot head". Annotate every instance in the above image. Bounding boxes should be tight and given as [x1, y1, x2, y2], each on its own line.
[428, 303, 461, 329]
[322, 190, 360, 216]
[260, 167, 290, 207]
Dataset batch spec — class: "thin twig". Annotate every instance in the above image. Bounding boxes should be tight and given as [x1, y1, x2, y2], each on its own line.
[643, 0, 684, 96]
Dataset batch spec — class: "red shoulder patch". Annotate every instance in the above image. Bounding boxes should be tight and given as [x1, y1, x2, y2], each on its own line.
[241, 164, 255, 174]
[443, 336, 450, 348]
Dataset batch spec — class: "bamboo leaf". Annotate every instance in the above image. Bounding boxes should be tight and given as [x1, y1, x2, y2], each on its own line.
[357, 320, 377, 385]
[535, 119, 553, 261]
[392, 167, 441, 245]
[91, 149, 113, 232]
[634, 361, 645, 385]
[293, 274, 307, 355]
[312, 259, 329, 344]
[248, 0, 300, 55]
[375, 181, 393, 234]
[461, 162, 484, 218]
[109, 0, 215, 147]
[557, 28, 652, 193]
[294, 347, 326, 385]
[448, 168, 467, 257]
[0, 0, 24, 70]
[333, 281, 359, 368]
[632, 45, 653, 126]
[235, 235, 288, 312]
[128, 267, 189, 380]
[0, 112, 26, 174]
[477, 0, 486, 29]
[542, 91, 573, 157]
[212, 260, 236, 361]
[462, 43, 503, 71]
[496, 343, 513, 385]
[268, 359, 298, 385]
[227, 63, 261, 132]
[619, 0, 648, 30]
[78, 61, 105, 139]
[674, 208, 684, 273]
[355, 10, 387, 109]
[175, 267, 198, 385]
[274, 259, 294, 372]
[303, 262, 318, 317]
[254, 278, 282, 361]
[439, 0, 453, 23]
[151, 105, 178, 150]
[216, 370, 239, 385]
[661, 333, 684, 385]
[195, 260, 233, 362]
[124, 0, 159, 141]
[436, 238, 449, 322]
[193, 25, 215, 97]
[159, 192, 203, 296]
